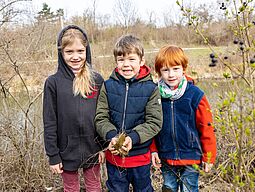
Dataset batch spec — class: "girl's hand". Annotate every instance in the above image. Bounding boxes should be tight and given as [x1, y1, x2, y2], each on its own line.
[108, 137, 119, 155]
[98, 151, 105, 163]
[50, 163, 63, 174]
[202, 162, 213, 173]
[151, 152, 161, 168]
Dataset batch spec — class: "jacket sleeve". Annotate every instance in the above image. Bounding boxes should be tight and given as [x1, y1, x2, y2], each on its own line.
[128, 87, 163, 144]
[196, 96, 217, 164]
[95, 83, 117, 141]
[95, 72, 104, 89]
[43, 77, 62, 165]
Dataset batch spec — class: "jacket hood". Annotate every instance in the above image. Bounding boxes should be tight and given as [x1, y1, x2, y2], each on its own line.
[111, 64, 151, 82]
[57, 25, 92, 80]
[136, 64, 151, 79]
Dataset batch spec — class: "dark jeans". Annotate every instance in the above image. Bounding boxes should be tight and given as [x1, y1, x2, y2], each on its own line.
[161, 163, 199, 192]
[106, 162, 153, 192]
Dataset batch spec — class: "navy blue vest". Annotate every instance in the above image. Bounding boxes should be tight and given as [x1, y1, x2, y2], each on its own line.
[156, 83, 204, 160]
[105, 77, 157, 156]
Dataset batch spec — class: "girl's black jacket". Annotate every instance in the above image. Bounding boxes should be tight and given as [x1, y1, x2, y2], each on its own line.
[43, 25, 104, 171]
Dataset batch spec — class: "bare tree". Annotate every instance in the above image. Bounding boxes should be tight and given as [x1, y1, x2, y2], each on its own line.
[0, 1, 60, 191]
[0, 0, 31, 27]
[146, 10, 156, 26]
[91, 0, 97, 43]
[113, 0, 138, 29]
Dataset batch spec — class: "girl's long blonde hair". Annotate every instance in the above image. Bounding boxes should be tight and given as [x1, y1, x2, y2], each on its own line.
[61, 28, 95, 98]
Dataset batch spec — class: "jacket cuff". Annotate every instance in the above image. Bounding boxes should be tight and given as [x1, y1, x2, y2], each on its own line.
[149, 139, 158, 153]
[127, 130, 140, 145]
[49, 154, 62, 165]
[106, 130, 117, 140]
[202, 152, 216, 164]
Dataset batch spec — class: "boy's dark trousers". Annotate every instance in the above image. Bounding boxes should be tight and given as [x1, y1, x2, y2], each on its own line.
[106, 162, 153, 192]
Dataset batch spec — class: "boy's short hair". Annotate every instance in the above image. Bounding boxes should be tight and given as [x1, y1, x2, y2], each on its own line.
[154, 45, 188, 75]
[113, 34, 144, 61]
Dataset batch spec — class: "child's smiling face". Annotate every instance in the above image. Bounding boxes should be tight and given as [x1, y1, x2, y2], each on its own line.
[62, 38, 86, 71]
[116, 53, 145, 79]
[160, 65, 184, 89]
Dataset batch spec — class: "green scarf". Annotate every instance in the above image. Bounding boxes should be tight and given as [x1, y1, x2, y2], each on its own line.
[158, 76, 187, 100]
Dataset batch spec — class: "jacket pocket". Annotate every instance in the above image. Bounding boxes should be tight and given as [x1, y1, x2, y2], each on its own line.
[189, 132, 201, 152]
[60, 135, 80, 161]
[189, 132, 195, 148]
[60, 134, 101, 164]
[81, 134, 100, 158]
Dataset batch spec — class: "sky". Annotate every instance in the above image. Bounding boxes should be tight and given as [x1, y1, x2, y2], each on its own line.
[31, 0, 215, 26]
[32, 0, 175, 18]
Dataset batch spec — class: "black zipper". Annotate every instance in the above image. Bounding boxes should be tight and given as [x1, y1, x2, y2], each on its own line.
[171, 100, 179, 159]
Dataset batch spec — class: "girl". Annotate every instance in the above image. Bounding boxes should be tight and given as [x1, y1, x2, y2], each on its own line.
[43, 25, 104, 192]
[151, 45, 216, 192]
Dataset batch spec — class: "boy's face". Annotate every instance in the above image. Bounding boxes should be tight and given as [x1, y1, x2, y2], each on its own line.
[63, 38, 86, 70]
[116, 53, 145, 79]
[160, 65, 184, 88]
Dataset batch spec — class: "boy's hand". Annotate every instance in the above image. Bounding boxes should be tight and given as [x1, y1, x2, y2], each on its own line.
[151, 152, 161, 168]
[202, 162, 213, 173]
[98, 151, 105, 163]
[121, 136, 132, 154]
[50, 163, 63, 174]
[108, 137, 120, 155]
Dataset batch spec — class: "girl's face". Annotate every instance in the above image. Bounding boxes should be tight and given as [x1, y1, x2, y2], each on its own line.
[160, 65, 184, 88]
[63, 38, 86, 70]
[116, 53, 145, 79]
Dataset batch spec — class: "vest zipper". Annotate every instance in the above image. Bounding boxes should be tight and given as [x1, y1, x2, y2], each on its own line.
[121, 82, 129, 132]
[171, 100, 179, 159]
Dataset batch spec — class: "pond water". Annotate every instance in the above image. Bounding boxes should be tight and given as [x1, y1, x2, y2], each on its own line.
[0, 78, 252, 124]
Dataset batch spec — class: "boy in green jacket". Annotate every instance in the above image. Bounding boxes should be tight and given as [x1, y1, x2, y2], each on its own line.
[95, 34, 162, 192]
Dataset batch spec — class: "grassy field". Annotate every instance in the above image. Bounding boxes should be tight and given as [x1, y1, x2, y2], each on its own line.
[93, 46, 227, 81]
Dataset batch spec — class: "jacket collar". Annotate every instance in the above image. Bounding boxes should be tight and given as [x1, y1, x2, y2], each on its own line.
[111, 65, 151, 82]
